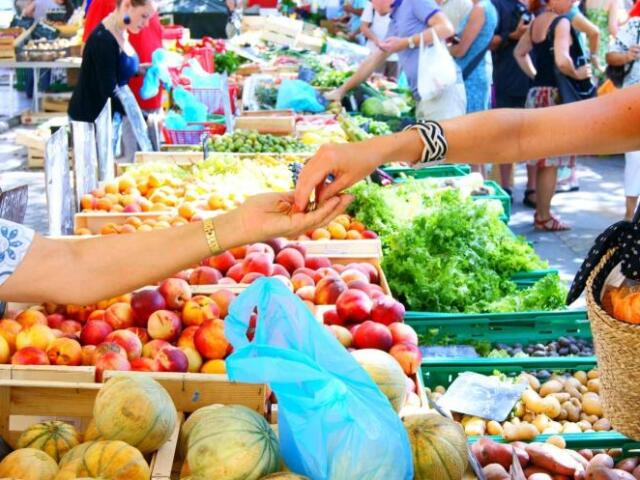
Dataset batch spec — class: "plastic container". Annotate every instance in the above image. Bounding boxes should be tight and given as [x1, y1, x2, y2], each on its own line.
[467, 431, 640, 452]
[473, 180, 512, 221]
[382, 164, 471, 178]
[511, 268, 561, 289]
[163, 122, 225, 145]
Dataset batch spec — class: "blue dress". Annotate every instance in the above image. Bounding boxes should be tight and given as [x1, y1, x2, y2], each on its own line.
[456, 0, 498, 113]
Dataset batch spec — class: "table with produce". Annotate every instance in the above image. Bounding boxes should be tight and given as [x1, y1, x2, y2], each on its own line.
[3, 21, 640, 480]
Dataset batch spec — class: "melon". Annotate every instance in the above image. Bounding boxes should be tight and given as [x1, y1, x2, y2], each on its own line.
[187, 405, 280, 480]
[403, 413, 468, 480]
[56, 440, 150, 480]
[17, 420, 81, 462]
[177, 403, 224, 458]
[0, 448, 59, 480]
[93, 374, 177, 453]
[83, 419, 101, 442]
[352, 348, 407, 412]
[261, 473, 310, 479]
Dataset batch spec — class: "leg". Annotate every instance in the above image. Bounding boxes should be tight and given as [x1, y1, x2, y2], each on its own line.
[523, 163, 538, 208]
[499, 163, 513, 189]
[534, 165, 569, 231]
[625, 196, 638, 221]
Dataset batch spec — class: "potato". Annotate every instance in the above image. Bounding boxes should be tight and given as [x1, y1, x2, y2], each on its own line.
[616, 458, 639, 473]
[529, 474, 553, 480]
[589, 454, 615, 470]
[577, 420, 593, 431]
[525, 466, 554, 477]
[526, 443, 582, 476]
[593, 418, 612, 432]
[588, 379, 601, 394]
[471, 437, 513, 469]
[632, 465, 640, 480]
[546, 435, 567, 449]
[543, 396, 563, 419]
[562, 423, 582, 434]
[541, 380, 565, 397]
[556, 409, 568, 422]
[523, 413, 536, 423]
[482, 463, 510, 480]
[565, 385, 583, 400]
[610, 450, 624, 459]
[515, 401, 525, 418]
[580, 450, 595, 461]
[524, 389, 546, 413]
[487, 420, 503, 436]
[586, 465, 620, 480]
[580, 385, 589, 394]
[582, 393, 604, 417]
[519, 372, 541, 391]
[512, 417, 522, 425]
[562, 401, 581, 422]
[533, 414, 551, 433]
[611, 469, 637, 480]
[588, 369, 600, 379]
[503, 422, 539, 442]
[567, 450, 590, 470]
[552, 393, 572, 403]
[464, 417, 486, 436]
[574, 370, 588, 385]
[581, 414, 600, 424]
[564, 377, 582, 390]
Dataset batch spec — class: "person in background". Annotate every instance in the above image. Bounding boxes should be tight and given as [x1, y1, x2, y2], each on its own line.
[514, 0, 592, 231]
[441, 0, 473, 29]
[606, 16, 640, 219]
[490, 0, 531, 200]
[344, 0, 367, 43]
[325, 0, 458, 120]
[360, 0, 397, 75]
[225, 0, 242, 38]
[585, 0, 619, 82]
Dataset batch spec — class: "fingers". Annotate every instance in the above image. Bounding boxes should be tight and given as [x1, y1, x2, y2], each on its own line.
[316, 175, 353, 205]
[293, 158, 332, 212]
[299, 194, 353, 232]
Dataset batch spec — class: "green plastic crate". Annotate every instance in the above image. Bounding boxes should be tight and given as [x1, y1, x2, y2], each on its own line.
[382, 164, 471, 178]
[467, 431, 640, 453]
[511, 268, 561, 289]
[407, 309, 590, 347]
[420, 356, 597, 389]
[473, 180, 512, 221]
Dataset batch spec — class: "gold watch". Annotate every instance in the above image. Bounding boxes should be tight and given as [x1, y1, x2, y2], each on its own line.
[202, 218, 221, 255]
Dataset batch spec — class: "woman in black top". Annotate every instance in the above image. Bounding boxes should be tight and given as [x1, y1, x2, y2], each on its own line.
[514, 0, 592, 232]
[68, 0, 154, 122]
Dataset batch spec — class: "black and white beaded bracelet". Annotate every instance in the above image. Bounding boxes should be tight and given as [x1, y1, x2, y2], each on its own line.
[403, 120, 448, 165]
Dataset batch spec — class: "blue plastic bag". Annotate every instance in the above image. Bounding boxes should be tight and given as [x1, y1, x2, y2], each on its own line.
[172, 86, 208, 123]
[276, 79, 325, 113]
[225, 278, 413, 480]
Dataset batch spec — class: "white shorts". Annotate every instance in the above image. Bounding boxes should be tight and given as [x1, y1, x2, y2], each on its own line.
[625, 150, 640, 196]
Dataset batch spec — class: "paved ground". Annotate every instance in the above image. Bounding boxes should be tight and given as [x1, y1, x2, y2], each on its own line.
[0, 85, 627, 293]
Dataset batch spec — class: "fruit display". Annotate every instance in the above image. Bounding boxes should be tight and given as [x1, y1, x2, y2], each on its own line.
[298, 124, 348, 145]
[16, 421, 80, 462]
[0, 448, 59, 480]
[296, 214, 377, 241]
[207, 130, 311, 153]
[310, 70, 353, 88]
[56, 440, 150, 479]
[473, 436, 640, 480]
[603, 284, 640, 324]
[19, 38, 73, 61]
[427, 369, 607, 441]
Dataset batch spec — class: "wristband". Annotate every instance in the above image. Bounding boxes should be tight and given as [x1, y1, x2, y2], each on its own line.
[202, 218, 221, 255]
[403, 120, 448, 164]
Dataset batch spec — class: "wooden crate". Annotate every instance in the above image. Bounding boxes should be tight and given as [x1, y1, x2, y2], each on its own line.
[234, 115, 296, 135]
[15, 129, 48, 151]
[20, 110, 66, 126]
[298, 239, 382, 259]
[27, 148, 44, 168]
[42, 94, 71, 113]
[0, 26, 32, 60]
[134, 151, 203, 164]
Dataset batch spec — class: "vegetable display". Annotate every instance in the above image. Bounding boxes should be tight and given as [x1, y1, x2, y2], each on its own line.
[310, 70, 353, 88]
[208, 130, 311, 153]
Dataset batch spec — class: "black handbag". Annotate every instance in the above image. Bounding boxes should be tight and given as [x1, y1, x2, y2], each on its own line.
[605, 28, 640, 87]
[549, 16, 597, 104]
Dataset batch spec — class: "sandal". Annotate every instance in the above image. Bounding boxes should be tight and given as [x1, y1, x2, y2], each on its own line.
[534, 213, 570, 232]
[523, 189, 537, 209]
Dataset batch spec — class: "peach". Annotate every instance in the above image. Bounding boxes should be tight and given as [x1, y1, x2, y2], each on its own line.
[148, 310, 182, 342]
[75, 227, 93, 235]
[271, 264, 290, 278]
[182, 295, 220, 327]
[311, 228, 331, 240]
[327, 222, 347, 240]
[131, 357, 158, 372]
[81, 345, 97, 365]
[346, 230, 363, 240]
[126, 327, 150, 345]
[189, 266, 222, 285]
[80, 320, 113, 345]
[210, 289, 236, 319]
[312, 267, 339, 284]
[293, 267, 316, 279]
[362, 230, 378, 239]
[142, 339, 171, 359]
[173, 269, 192, 282]
[46, 338, 82, 366]
[340, 269, 370, 286]
[388, 322, 418, 346]
[241, 272, 265, 284]
[105, 303, 135, 330]
[314, 277, 348, 305]
[60, 320, 82, 336]
[88, 310, 106, 322]
[178, 346, 203, 373]
[200, 359, 226, 374]
[336, 289, 373, 324]
[246, 243, 275, 262]
[305, 257, 331, 271]
[202, 251, 236, 275]
[352, 320, 393, 351]
[346, 280, 370, 294]
[125, 216, 143, 228]
[406, 376, 417, 394]
[265, 237, 289, 255]
[218, 277, 237, 285]
[16, 324, 55, 351]
[243, 254, 273, 276]
[178, 203, 197, 220]
[12, 346, 49, 365]
[276, 247, 305, 274]
[95, 341, 128, 360]
[323, 307, 344, 326]
[272, 275, 294, 291]
[155, 346, 188, 373]
[292, 273, 315, 291]
[130, 289, 167, 327]
[228, 245, 247, 260]
[371, 297, 405, 325]
[226, 263, 246, 283]
[296, 286, 316, 302]
[95, 351, 131, 381]
[46, 313, 65, 329]
[194, 319, 230, 360]
[349, 221, 366, 232]
[0, 335, 10, 363]
[16, 309, 47, 328]
[158, 278, 192, 309]
[105, 330, 143, 360]
[349, 263, 379, 284]
[177, 325, 199, 350]
[0, 319, 21, 350]
[390, 343, 422, 375]
[332, 264, 346, 274]
[327, 325, 352, 348]
[80, 194, 96, 210]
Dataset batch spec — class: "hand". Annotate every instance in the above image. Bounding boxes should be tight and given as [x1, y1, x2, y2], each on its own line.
[293, 143, 381, 212]
[379, 36, 408, 53]
[591, 55, 605, 74]
[227, 191, 353, 246]
[628, 45, 640, 62]
[575, 64, 592, 80]
[324, 88, 345, 102]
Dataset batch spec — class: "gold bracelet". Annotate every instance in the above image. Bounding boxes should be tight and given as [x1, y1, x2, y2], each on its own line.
[202, 218, 221, 255]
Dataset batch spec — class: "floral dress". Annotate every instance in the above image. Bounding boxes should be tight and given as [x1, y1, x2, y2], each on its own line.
[456, 0, 499, 113]
[0, 219, 34, 288]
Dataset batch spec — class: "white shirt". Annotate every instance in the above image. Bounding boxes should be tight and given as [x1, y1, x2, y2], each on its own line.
[361, 2, 391, 52]
[610, 18, 640, 88]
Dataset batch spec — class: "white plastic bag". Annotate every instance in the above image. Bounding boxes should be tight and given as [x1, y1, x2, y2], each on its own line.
[417, 29, 457, 101]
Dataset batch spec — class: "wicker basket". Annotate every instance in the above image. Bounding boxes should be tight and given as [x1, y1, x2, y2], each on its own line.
[586, 247, 640, 440]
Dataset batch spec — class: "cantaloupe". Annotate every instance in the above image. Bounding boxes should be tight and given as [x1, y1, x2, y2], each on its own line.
[93, 374, 177, 453]
[187, 405, 280, 480]
[177, 403, 224, 458]
[83, 419, 101, 442]
[0, 448, 59, 480]
[403, 413, 469, 480]
[17, 420, 80, 462]
[56, 440, 150, 480]
[352, 348, 407, 412]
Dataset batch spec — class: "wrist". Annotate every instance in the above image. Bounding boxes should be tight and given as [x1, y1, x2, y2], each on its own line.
[211, 210, 247, 252]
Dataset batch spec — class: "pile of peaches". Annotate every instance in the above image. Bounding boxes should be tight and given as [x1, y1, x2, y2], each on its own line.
[0, 240, 418, 384]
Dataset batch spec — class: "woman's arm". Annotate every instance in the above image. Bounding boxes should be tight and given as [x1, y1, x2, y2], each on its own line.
[606, 49, 634, 65]
[450, 4, 486, 57]
[554, 18, 590, 79]
[325, 48, 389, 100]
[514, 26, 537, 78]
[294, 85, 640, 210]
[572, 12, 601, 60]
[0, 193, 351, 305]
[360, 21, 379, 44]
[608, 0, 619, 37]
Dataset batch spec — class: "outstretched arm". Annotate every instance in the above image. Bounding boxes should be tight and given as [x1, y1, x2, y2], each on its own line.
[294, 85, 640, 210]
